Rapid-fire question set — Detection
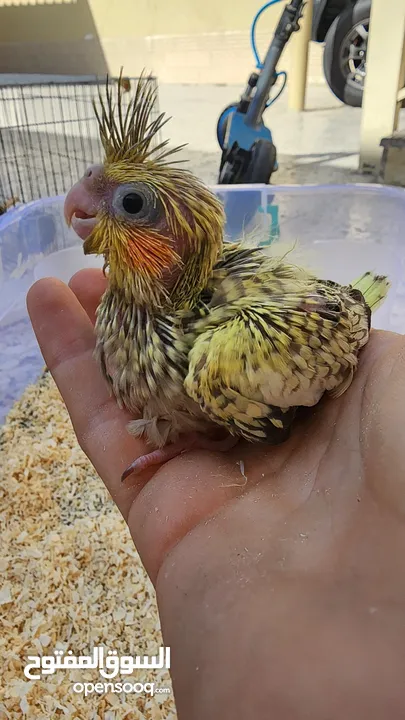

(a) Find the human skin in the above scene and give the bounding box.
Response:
[27,269,405,720]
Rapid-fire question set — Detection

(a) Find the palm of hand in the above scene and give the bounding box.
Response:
[28,269,405,719]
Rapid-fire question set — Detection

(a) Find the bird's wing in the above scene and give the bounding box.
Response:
[184,288,366,443]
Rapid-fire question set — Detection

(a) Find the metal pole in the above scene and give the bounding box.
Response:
[246,0,305,126]
[288,0,314,111]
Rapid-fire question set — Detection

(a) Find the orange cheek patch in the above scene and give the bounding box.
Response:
[124,227,181,279]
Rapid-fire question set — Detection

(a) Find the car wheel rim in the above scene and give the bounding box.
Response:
[339,21,369,90]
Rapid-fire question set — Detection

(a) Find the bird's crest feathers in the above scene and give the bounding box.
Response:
[93,69,186,166]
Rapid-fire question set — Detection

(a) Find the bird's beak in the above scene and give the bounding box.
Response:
[64,165,102,241]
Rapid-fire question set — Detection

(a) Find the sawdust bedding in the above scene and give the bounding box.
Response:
[0,371,177,719]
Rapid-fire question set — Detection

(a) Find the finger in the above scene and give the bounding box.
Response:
[69,268,107,325]
[27,278,149,518]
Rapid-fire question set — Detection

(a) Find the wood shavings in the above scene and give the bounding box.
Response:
[0,371,176,719]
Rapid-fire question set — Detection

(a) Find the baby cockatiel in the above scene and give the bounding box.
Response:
[64,73,390,480]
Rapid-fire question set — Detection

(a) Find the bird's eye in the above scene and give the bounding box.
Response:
[112,183,160,224]
[122,192,144,215]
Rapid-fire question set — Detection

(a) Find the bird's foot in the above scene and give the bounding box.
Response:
[121,433,238,482]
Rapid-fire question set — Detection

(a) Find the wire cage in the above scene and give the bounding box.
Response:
[0,76,160,207]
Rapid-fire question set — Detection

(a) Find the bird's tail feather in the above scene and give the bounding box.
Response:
[351,272,390,311]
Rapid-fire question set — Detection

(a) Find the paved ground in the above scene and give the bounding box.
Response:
[159,81,405,186]
[0,74,404,199]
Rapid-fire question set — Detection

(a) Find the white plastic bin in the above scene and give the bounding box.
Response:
[1,183,405,423]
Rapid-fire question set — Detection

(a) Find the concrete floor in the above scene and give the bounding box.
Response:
[1,72,403,187]
[0,73,403,191]
[159,81,405,185]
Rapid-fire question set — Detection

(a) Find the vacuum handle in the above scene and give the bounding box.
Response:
[245,0,306,127]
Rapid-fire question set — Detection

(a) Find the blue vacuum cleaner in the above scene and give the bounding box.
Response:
[217,0,305,185]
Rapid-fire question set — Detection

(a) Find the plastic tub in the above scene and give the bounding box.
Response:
[33,246,105,284]
[1,183,405,424]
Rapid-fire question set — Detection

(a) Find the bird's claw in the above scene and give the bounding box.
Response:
[121,432,238,482]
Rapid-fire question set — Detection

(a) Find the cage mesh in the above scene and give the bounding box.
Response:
[0,76,160,206]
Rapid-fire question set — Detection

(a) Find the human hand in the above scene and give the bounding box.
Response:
[27,269,405,720]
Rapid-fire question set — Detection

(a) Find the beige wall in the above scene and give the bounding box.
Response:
[0,0,324,84]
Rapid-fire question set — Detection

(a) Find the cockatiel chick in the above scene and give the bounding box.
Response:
[64,73,390,481]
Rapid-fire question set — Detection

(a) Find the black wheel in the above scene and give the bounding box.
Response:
[244,139,277,184]
[218,139,276,185]
[323,0,371,108]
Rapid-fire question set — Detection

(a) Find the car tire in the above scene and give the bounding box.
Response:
[323,0,371,107]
